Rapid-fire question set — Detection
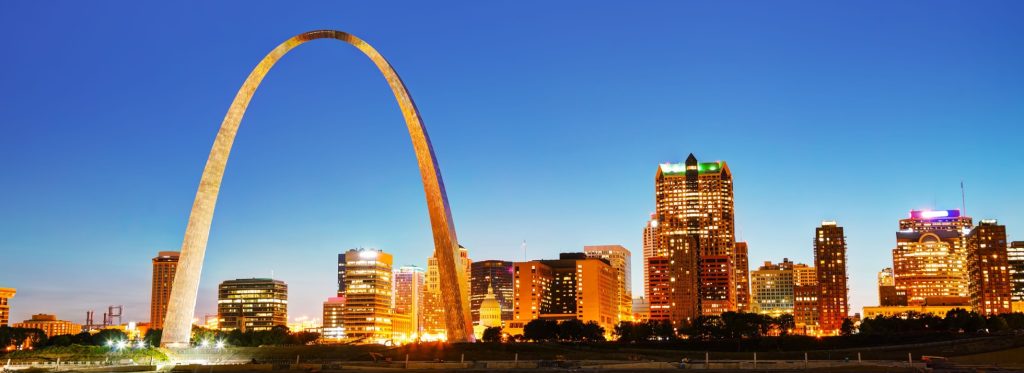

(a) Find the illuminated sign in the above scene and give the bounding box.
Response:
[909,210,960,219]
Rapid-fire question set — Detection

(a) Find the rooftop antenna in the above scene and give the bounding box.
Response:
[960,180,967,215]
[521,240,527,262]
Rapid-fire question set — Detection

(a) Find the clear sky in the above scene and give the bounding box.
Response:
[1,1,1022,325]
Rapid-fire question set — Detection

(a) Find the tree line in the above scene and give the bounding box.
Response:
[859,309,1024,335]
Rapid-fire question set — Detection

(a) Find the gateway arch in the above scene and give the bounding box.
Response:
[161,30,473,347]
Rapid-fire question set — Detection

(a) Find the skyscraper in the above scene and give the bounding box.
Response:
[337,253,346,297]
[734,242,751,312]
[393,265,425,338]
[1009,241,1024,305]
[877,267,907,306]
[892,210,972,306]
[815,221,849,335]
[217,278,288,332]
[642,215,659,301]
[470,260,513,324]
[423,246,470,339]
[651,153,735,324]
[0,288,14,327]
[339,248,394,342]
[584,245,633,322]
[150,251,179,330]
[966,220,1012,315]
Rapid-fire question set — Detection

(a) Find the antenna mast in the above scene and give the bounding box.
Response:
[961,180,967,215]
[521,240,527,262]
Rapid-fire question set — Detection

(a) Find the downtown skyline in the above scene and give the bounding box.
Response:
[2,1,1023,326]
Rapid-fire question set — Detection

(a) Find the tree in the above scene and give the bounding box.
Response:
[523,319,558,342]
[144,329,162,347]
[46,334,74,347]
[840,318,855,336]
[557,319,584,341]
[581,321,605,342]
[482,327,503,343]
[92,329,127,346]
[652,320,677,340]
[776,314,795,336]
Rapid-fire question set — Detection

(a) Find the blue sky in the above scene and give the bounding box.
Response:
[1,1,1021,324]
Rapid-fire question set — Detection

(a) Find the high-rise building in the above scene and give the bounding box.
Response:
[341,248,393,343]
[423,246,470,339]
[508,253,617,336]
[584,245,633,322]
[322,297,345,340]
[337,253,346,297]
[1010,241,1024,304]
[0,288,14,327]
[150,251,179,330]
[651,153,735,324]
[966,220,1012,315]
[12,314,80,337]
[470,260,513,324]
[393,265,425,338]
[750,259,797,317]
[217,278,288,332]
[642,215,659,301]
[793,283,819,336]
[892,210,972,306]
[632,296,650,322]
[877,267,907,306]
[815,221,849,335]
[734,242,751,312]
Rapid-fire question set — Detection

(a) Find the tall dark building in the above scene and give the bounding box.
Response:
[814,221,848,335]
[217,278,288,332]
[735,242,751,312]
[966,220,1012,315]
[1010,241,1024,304]
[470,260,513,323]
[337,253,346,296]
[649,153,735,326]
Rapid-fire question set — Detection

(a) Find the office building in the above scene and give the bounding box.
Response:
[340,248,393,343]
[1010,241,1024,303]
[322,297,345,340]
[0,288,14,327]
[423,246,470,339]
[217,278,287,332]
[642,215,659,301]
[508,253,617,336]
[13,314,81,337]
[470,260,513,324]
[750,259,797,317]
[735,242,751,312]
[393,265,425,338]
[877,267,907,306]
[966,220,1012,315]
[892,210,972,306]
[150,251,179,330]
[584,245,633,322]
[815,221,849,335]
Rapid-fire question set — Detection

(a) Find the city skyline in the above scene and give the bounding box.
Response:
[3,1,1024,326]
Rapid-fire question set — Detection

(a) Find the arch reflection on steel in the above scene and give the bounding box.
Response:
[161,30,473,347]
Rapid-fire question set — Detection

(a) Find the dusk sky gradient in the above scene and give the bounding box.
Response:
[1,1,1022,325]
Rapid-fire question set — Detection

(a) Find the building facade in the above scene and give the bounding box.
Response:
[340,248,393,343]
[150,251,179,330]
[815,221,848,335]
[470,260,513,324]
[508,253,617,336]
[750,259,797,317]
[735,242,751,312]
[642,215,659,301]
[322,297,345,340]
[877,267,907,306]
[893,210,972,306]
[13,314,81,337]
[423,246,470,339]
[1010,241,1024,304]
[0,288,14,327]
[584,245,633,322]
[966,220,1012,315]
[217,278,288,332]
[393,265,425,339]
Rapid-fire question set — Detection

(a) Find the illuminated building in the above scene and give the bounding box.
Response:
[966,220,1012,315]
[13,314,81,337]
[508,253,617,336]
[815,221,848,335]
[794,284,818,336]
[0,288,14,327]
[159,30,474,347]
[393,265,425,338]
[877,267,907,306]
[341,248,393,343]
[337,253,346,297]
[150,251,179,330]
[642,215,659,301]
[217,278,287,332]
[322,297,345,340]
[470,260,513,324]
[863,298,973,318]
[653,153,736,322]
[1010,241,1024,303]
[750,259,797,317]
[893,210,972,306]
[423,246,470,339]
[734,242,751,312]
[584,245,633,322]
[473,283,503,339]
[632,297,650,322]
